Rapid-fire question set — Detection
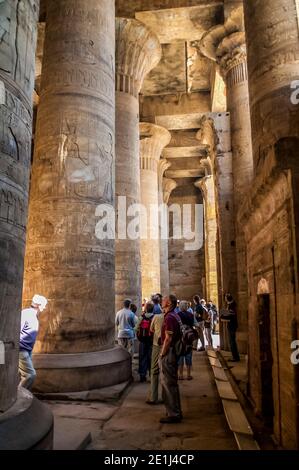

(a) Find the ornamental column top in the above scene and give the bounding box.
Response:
[163,178,177,205]
[139,122,171,162]
[199,6,247,76]
[116,18,162,97]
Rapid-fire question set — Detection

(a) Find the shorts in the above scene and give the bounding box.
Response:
[178,349,192,367]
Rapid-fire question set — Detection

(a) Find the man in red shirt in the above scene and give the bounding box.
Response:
[159,295,182,423]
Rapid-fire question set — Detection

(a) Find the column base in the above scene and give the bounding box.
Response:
[32,346,132,394]
[0,387,53,450]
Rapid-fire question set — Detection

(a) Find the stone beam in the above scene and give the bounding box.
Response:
[163,146,208,159]
[116,0,223,18]
[165,169,205,178]
[140,92,210,123]
[135,4,224,44]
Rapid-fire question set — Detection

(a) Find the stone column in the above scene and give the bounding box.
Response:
[243,0,299,448]
[161,178,177,296]
[139,123,171,299]
[197,115,235,350]
[23,0,131,394]
[195,176,219,308]
[115,19,161,311]
[243,0,299,173]
[200,6,254,352]
[158,160,171,295]
[0,0,53,449]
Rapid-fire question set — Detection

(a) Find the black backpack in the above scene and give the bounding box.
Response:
[172,313,198,356]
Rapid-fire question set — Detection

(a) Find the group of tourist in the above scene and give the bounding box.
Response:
[17,290,239,425]
[115,292,238,423]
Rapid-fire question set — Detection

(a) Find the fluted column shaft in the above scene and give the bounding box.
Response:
[115,19,161,311]
[139,124,171,299]
[0,0,38,413]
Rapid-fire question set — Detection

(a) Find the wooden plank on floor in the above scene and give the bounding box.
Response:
[208,356,222,368]
[222,400,253,435]
[212,366,228,382]
[215,380,238,401]
[207,349,217,358]
[234,433,260,451]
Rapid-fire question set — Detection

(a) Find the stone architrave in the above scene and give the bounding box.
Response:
[0,0,53,449]
[23,0,131,394]
[195,176,218,308]
[139,123,171,299]
[200,6,254,352]
[158,159,171,295]
[115,18,161,311]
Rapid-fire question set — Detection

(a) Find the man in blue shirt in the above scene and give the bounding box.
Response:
[19,294,48,390]
[115,299,136,357]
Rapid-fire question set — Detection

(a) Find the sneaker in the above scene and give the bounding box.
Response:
[160,416,182,424]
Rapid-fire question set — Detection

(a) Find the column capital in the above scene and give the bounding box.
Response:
[163,178,177,204]
[158,159,172,180]
[196,116,218,150]
[139,123,171,171]
[199,6,247,82]
[116,18,161,98]
[195,176,215,203]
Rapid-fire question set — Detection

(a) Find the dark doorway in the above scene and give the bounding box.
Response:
[257,294,274,428]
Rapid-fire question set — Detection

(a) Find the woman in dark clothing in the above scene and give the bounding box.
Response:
[221,294,240,362]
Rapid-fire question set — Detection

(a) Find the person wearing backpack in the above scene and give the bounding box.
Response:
[159,295,183,423]
[177,301,197,380]
[136,301,154,382]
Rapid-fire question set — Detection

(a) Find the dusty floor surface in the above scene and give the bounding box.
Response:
[47,351,237,450]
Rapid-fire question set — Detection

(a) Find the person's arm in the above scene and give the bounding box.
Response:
[20,311,26,332]
[160,331,173,357]
[115,312,119,327]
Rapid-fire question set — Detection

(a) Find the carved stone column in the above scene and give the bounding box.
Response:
[200,6,254,352]
[23,0,131,394]
[0,0,53,449]
[243,0,299,173]
[161,178,177,296]
[158,160,171,295]
[197,115,235,350]
[195,176,218,308]
[243,0,299,448]
[139,123,171,299]
[115,19,161,311]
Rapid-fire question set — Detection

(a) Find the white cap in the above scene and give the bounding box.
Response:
[32,295,48,312]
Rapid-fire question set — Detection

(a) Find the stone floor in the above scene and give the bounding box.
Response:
[46,350,238,450]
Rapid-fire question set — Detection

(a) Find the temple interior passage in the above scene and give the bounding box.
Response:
[0,0,299,451]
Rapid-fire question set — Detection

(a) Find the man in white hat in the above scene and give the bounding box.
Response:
[19,294,48,390]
